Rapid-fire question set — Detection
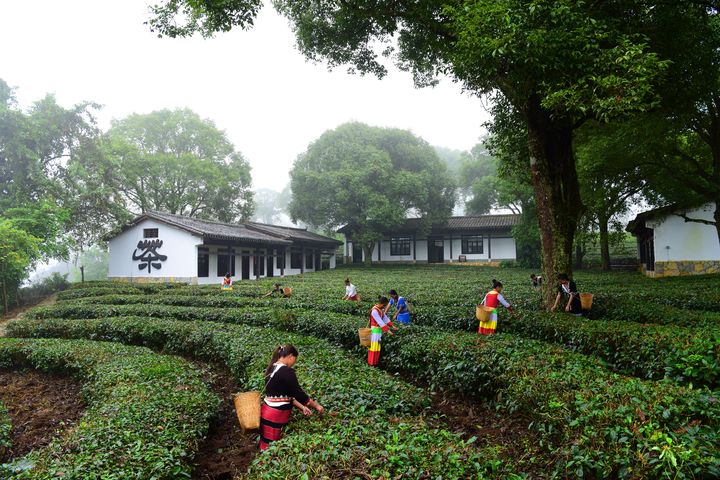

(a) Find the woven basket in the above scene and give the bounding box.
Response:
[580,293,594,310]
[476,305,494,322]
[358,327,371,347]
[234,391,261,433]
[283,287,293,297]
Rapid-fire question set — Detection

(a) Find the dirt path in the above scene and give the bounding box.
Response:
[0,294,57,337]
[191,366,258,480]
[0,369,85,462]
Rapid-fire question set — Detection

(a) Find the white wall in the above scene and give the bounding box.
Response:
[649,203,720,262]
[489,237,516,260]
[108,219,201,280]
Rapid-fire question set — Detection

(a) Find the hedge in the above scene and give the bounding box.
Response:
[32,300,720,388]
[0,402,10,462]
[6,317,522,479]
[0,338,217,480]
[10,316,720,479]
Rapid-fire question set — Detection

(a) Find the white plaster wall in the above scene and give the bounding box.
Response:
[490,237,517,260]
[649,203,720,261]
[109,219,201,279]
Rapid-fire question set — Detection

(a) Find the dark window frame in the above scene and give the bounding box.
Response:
[305,251,314,269]
[197,248,209,278]
[290,250,302,269]
[277,250,286,270]
[217,249,236,277]
[390,236,411,256]
[461,235,484,254]
[143,228,158,238]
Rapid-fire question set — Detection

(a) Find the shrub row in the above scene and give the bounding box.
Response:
[39,298,720,388]
[0,338,217,480]
[7,317,522,479]
[0,402,10,462]
[15,312,720,478]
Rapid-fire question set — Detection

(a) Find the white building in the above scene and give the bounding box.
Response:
[338,215,519,264]
[627,202,720,277]
[107,211,341,284]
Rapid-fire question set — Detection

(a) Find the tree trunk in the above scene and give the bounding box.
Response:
[362,243,375,266]
[525,96,583,308]
[574,242,585,271]
[598,212,611,271]
[2,280,7,315]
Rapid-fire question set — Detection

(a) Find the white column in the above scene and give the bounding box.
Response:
[330,253,336,269]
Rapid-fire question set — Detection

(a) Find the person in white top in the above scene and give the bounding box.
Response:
[342,278,361,301]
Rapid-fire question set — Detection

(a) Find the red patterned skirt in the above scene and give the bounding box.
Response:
[259,401,292,451]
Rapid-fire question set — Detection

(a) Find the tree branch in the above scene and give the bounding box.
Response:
[677,212,716,227]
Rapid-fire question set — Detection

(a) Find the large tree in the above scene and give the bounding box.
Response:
[288,122,456,263]
[146,0,691,306]
[105,109,254,222]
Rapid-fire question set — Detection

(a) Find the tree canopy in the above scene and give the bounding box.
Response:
[105,108,254,223]
[289,122,456,263]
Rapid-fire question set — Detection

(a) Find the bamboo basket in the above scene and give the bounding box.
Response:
[234,391,261,433]
[580,293,594,310]
[476,305,494,322]
[283,287,293,297]
[358,327,371,347]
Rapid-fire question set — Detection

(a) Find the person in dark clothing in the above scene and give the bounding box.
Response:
[259,344,323,451]
[530,273,543,289]
[551,273,583,316]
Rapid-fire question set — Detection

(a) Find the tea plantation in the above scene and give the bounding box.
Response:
[2,265,719,479]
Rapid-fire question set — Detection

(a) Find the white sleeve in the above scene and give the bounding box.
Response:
[497,294,511,308]
[371,309,387,327]
[349,285,357,296]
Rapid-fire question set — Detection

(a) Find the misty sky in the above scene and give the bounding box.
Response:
[0,0,491,191]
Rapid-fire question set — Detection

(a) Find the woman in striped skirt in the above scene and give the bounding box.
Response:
[368,296,396,367]
[259,344,324,451]
[479,279,514,335]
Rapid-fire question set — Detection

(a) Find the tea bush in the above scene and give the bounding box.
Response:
[0,338,217,480]
[0,402,11,461]
[6,317,523,479]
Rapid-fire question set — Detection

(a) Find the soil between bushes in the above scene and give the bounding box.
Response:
[0,368,85,462]
[191,366,258,480]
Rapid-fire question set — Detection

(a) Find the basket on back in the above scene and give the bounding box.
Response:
[358,327,371,347]
[476,305,494,322]
[283,287,293,297]
[580,293,593,310]
[234,391,261,433]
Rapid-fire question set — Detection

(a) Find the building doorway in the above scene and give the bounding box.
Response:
[428,238,445,263]
[241,256,250,279]
[352,244,363,264]
[266,252,274,278]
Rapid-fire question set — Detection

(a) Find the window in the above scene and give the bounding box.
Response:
[305,251,314,269]
[217,250,236,276]
[390,236,411,256]
[197,248,209,277]
[461,235,483,254]
[290,250,303,269]
[143,228,158,238]
[277,250,286,270]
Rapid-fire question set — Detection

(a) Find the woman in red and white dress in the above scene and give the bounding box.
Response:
[259,345,324,451]
[342,278,360,301]
[367,296,397,366]
[479,280,513,335]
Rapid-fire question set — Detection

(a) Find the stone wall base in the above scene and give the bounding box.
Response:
[109,276,198,285]
[647,261,720,278]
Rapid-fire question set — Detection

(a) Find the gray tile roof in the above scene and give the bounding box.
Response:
[122,211,293,245]
[337,214,519,234]
[247,222,342,246]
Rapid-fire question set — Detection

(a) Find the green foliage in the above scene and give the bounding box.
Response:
[0,402,11,462]
[16,273,70,308]
[105,108,254,223]
[0,219,40,312]
[289,122,456,262]
[0,338,216,479]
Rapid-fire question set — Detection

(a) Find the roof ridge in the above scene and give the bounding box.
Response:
[147,210,252,229]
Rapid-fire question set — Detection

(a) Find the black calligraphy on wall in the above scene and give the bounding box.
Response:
[132,239,168,273]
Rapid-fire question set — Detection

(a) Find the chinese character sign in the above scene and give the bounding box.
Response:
[132,239,168,273]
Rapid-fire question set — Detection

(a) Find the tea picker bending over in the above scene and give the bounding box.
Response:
[479,279,514,335]
[551,273,583,316]
[221,272,233,290]
[343,278,360,301]
[388,289,412,324]
[260,345,324,451]
[367,296,397,367]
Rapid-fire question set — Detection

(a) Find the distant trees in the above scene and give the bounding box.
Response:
[105,109,254,223]
[289,122,456,264]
